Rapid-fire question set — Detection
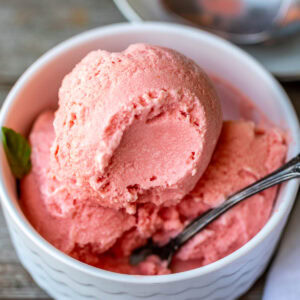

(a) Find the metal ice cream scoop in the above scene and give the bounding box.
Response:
[130,153,300,266]
[162,0,300,44]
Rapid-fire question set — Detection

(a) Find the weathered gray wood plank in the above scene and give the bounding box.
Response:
[0,206,18,264]
[0,0,125,83]
[0,85,11,106]
[0,263,49,298]
[0,208,49,299]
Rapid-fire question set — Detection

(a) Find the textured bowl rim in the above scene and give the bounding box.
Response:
[0,22,299,284]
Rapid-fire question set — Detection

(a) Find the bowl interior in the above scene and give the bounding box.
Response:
[0,22,299,277]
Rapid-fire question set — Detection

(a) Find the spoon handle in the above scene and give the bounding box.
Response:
[172,154,300,250]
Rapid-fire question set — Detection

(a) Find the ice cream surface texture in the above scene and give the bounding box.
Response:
[21,113,286,275]
[20,44,287,275]
[52,44,222,213]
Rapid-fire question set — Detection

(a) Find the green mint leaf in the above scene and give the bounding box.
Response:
[1,127,32,179]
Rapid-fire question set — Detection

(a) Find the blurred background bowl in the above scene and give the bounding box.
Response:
[114,0,300,80]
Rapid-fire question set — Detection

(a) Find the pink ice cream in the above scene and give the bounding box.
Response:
[20,44,287,276]
[20,115,286,275]
[51,44,222,213]
[21,112,135,254]
[93,120,286,274]
[172,120,286,272]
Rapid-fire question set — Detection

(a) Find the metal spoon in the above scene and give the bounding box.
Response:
[130,153,300,266]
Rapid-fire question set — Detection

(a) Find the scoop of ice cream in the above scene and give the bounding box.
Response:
[21,112,135,254]
[51,43,222,213]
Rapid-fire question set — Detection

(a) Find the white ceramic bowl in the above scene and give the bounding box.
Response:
[0,22,299,300]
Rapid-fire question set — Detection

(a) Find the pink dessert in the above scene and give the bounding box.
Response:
[20,44,287,275]
[52,44,222,214]
[21,112,135,254]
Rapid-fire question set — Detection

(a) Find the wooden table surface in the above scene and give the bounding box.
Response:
[0,1,299,299]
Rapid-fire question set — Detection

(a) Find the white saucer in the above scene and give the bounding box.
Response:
[114,0,300,81]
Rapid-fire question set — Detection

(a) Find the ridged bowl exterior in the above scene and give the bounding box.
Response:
[2,206,288,300]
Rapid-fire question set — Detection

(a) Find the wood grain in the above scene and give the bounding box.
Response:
[0,0,299,299]
[0,0,125,83]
